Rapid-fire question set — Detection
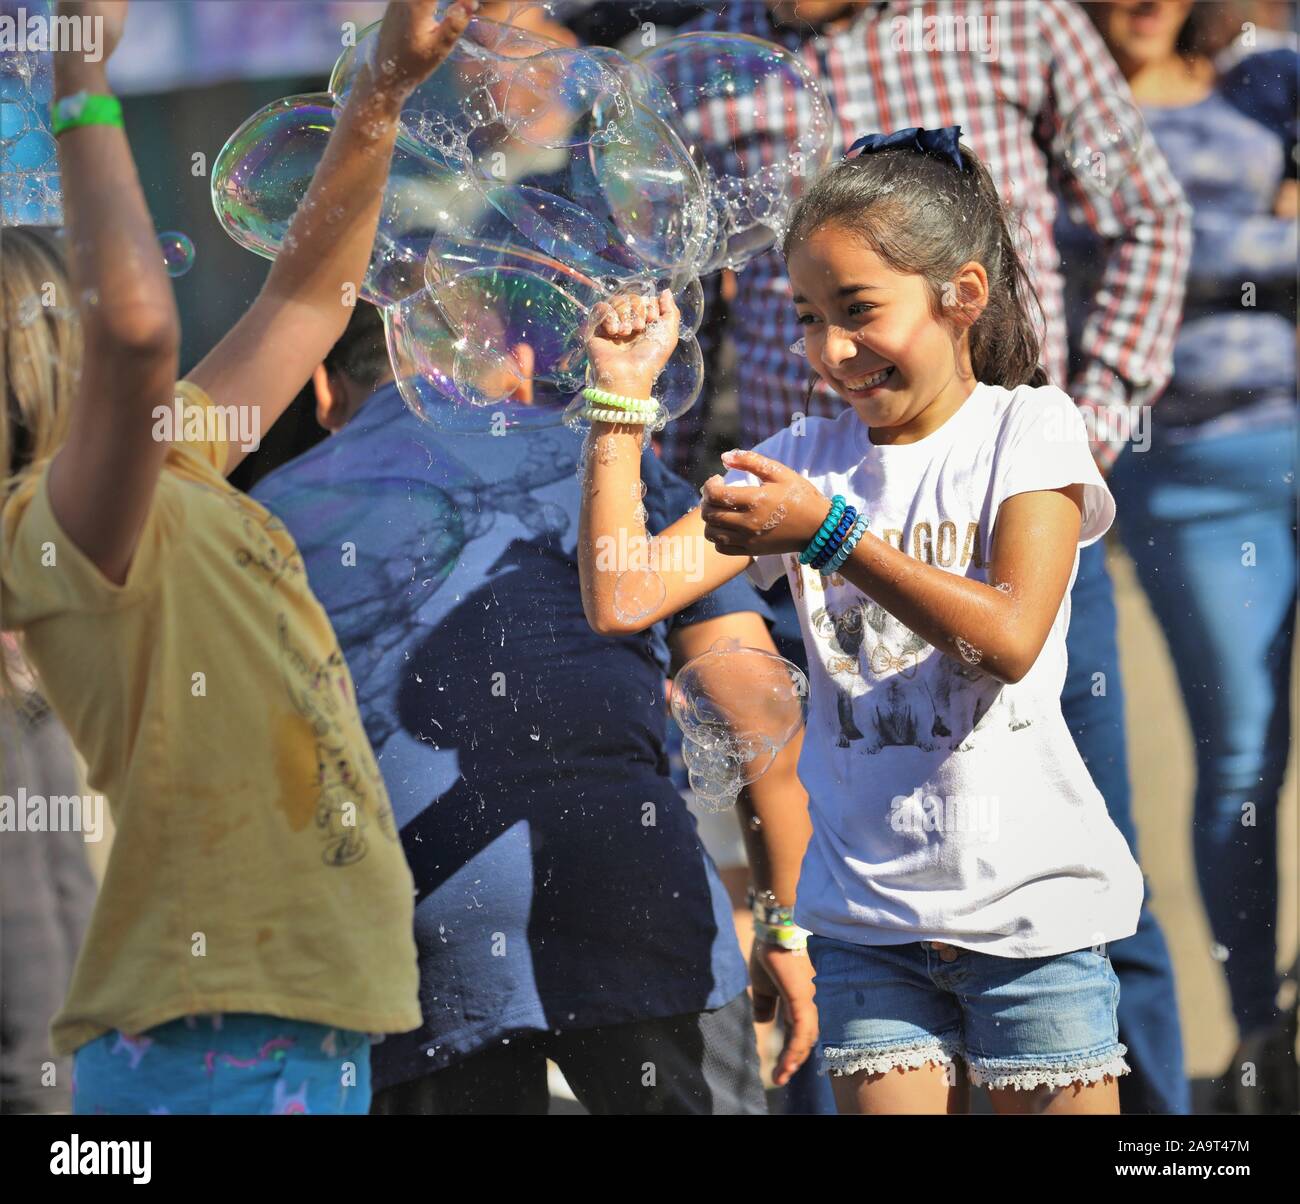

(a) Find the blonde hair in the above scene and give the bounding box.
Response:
[1,226,82,698]
[2,226,80,494]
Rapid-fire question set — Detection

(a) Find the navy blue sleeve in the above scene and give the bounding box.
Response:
[640,450,774,633]
[1220,49,1300,178]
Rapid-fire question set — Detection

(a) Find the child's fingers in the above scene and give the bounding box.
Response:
[701,505,753,541]
[704,525,750,555]
[719,448,785,483]
[591,301,621,337]
[700,476,751,511]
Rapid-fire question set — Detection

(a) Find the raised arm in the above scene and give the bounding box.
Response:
[1042,1,1192,473]
[577,290,747,634]
[46,0,181,586]
[186,0,475,475]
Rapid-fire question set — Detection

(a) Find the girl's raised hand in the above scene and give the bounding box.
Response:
[369,0,476,99]
[700,449,829,558]
[55,1,129,60]
[586,289,680,396]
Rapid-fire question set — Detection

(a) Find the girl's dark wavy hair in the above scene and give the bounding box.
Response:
[781,138,1049,398]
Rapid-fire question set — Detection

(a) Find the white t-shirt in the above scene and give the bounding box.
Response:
[724,383,1144,957]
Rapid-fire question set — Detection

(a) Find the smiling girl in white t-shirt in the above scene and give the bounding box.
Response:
[575,127,1142,1115]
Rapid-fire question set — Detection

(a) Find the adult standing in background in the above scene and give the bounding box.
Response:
[1061,0,1297,1114]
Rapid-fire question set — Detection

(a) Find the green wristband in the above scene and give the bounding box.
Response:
[582,386,654,411]
[52,92,124,137]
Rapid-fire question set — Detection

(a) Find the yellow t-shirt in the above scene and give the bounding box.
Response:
[0,382,420,1056]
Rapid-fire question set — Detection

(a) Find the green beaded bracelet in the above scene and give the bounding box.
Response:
[582,385,654,411]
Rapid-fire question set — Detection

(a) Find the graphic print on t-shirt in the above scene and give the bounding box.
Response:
[799,555,1033,757]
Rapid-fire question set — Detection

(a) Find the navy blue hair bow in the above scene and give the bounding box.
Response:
[844,125,966,172]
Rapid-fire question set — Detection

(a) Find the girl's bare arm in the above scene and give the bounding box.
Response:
[831,486,1085,683]
[46,1,180,586]
[705,450,1085,685]
[577,291,748,634]
[186,0,474,475]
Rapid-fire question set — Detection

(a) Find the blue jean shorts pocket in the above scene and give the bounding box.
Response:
[808,937,965,1077]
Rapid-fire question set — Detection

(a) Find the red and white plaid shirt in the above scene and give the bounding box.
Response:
[669,0,1191,472]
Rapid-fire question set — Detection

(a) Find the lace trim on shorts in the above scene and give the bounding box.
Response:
[820,1036,963,1078]
[966,1046,1131,1092]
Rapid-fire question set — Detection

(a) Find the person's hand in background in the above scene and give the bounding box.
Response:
[1274,178,1298,219]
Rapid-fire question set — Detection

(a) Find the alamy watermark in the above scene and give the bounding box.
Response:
[0,7,102,60]
[0,788,104,842]
[594,530,705,582]
[890,10,999,62]
[890,790,1000,842]
[153,396,261,454]
[1043,402,1153,454]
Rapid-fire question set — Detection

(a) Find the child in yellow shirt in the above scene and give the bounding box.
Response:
[0,0,476,1114]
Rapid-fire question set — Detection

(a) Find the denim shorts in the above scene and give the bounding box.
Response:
[72,1013,373,1115]
[808,936,1130,1091]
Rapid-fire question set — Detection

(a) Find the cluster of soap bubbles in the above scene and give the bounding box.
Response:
[211,8,831,434]
[1064,94,1146,199]
[670,639,809,812]
[0,17,60,226]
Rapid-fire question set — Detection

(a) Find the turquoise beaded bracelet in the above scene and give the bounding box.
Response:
[824,514,870,573]
[810,505,857,570]
[800,495,846,565]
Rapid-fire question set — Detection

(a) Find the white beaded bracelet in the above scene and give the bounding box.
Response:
[581,406,660,425]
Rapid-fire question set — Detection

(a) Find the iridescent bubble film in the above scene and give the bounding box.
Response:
[0,0,60,226]
[159,231,195,278]
[637,32,833,273]
[213,14,827,434]
[1064,94,1147,199]
[670,638,810,812]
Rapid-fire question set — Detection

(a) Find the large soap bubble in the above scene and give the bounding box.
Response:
[211,14,811,438]
[411,233,704,430]
[0,23,60,225]
[211,92,505,306]
[436,264,588,403]
[670,638,810,812]
[331,16,628,160]
[389,268,704,431]
[636,32,833,273]
[330,17,710,274]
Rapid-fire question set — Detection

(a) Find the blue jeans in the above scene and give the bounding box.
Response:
[1063,539,1190,1114]
[1110,420,1297,1042]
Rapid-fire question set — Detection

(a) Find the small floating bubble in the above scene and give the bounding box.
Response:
[159,231,196,278]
